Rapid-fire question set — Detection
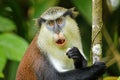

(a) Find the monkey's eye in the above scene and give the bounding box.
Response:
[48,20,54,27]
[56,17,65,27]
[56,17,63,25]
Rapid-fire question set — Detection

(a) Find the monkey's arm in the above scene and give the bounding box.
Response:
[36,58,106,80]
[60,62,106,80]
[66,47,87,69]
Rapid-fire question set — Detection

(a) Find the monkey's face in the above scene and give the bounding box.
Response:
[37,15,80,51]
[45,16,66,47]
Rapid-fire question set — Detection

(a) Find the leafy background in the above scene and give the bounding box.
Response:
[0,0,120,80]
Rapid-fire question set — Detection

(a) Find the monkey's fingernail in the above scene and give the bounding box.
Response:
[66,48,71,53]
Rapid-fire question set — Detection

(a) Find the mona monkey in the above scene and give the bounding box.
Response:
[16,7,106,80]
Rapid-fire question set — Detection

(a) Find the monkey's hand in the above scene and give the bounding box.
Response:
[92,62,106,74]
[66,47,82,59]
[66,47,87,68]
[90,62,106,79]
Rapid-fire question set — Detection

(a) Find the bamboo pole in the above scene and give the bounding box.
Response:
[92,0,103,79]
[92,0,103,64]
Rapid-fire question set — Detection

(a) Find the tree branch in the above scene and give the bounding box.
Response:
[92,0,103,79]
[92,0,103,63]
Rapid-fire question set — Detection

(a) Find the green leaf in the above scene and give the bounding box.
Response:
[0,16,16,32]
[72,0,92,24]
[0,72,4,78]
[117,76,120,80]
[103,76,118,80]
[4,61,19,80]
[0,33,28,61]
[0,52,6,78]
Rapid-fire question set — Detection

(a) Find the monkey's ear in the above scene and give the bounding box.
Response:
[69,7,79,18]
[63,7,79,18]
[33,18,46,27]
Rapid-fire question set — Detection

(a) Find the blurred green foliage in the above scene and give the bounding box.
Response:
[72,0,92,24]
[0,16,16,32]
[0,0,120,80]
[0,15,28,79]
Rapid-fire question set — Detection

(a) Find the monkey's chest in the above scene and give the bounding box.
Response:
[48,54,75,72]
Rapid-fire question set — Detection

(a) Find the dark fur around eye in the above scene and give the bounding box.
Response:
[38,18,46,26]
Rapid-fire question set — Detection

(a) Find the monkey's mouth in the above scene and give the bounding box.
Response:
[56,39,66,46]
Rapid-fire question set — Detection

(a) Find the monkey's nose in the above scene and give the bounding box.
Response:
[56,39,65,44]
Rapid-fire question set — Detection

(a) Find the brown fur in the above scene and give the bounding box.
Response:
[16,35,43,80]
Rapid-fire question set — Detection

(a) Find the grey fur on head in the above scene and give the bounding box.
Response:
[34,7,79,26]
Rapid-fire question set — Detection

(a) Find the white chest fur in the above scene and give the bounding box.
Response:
[48,51,74,72]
